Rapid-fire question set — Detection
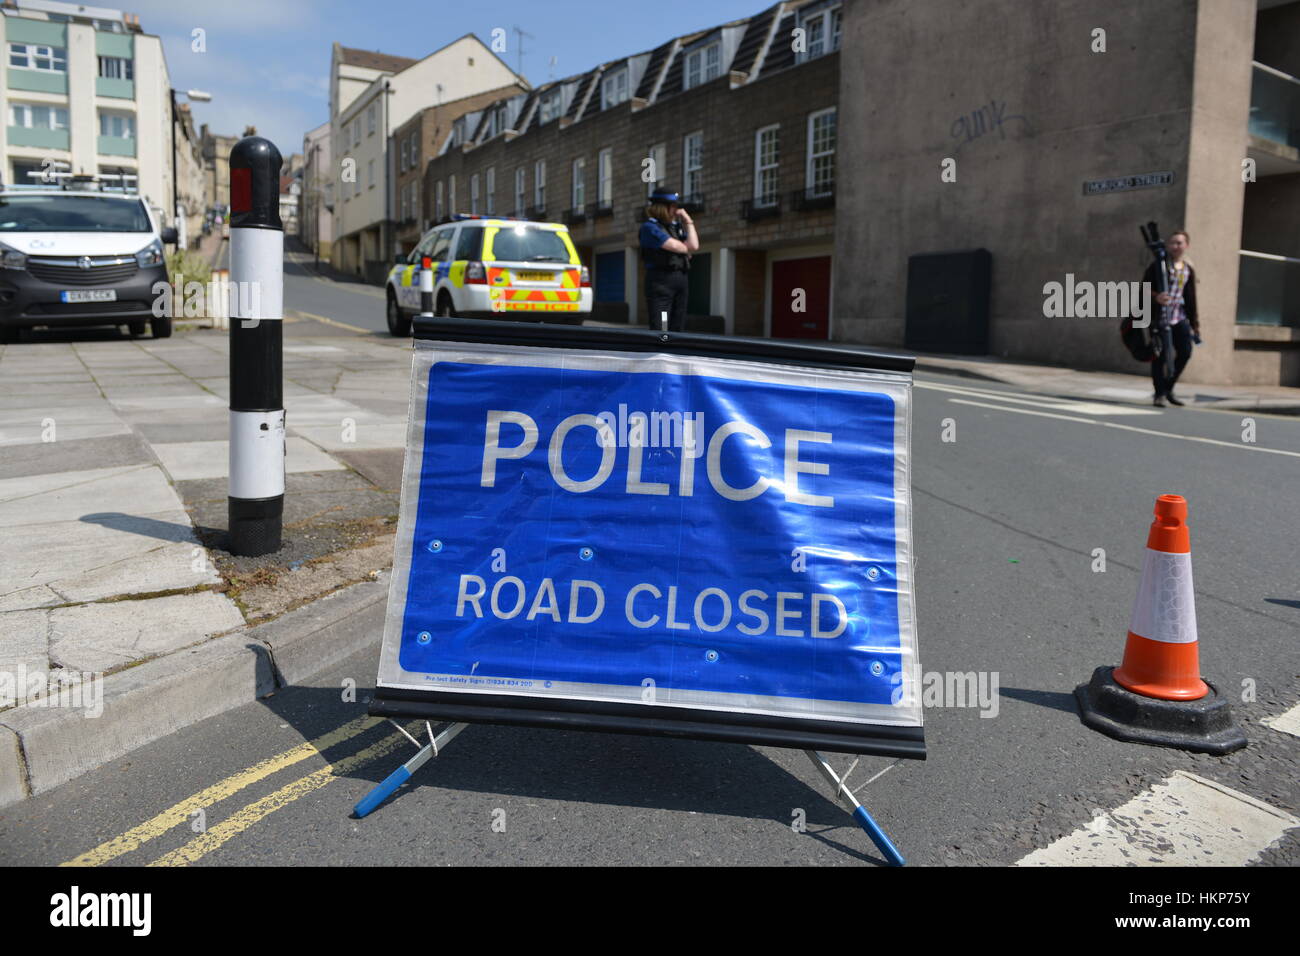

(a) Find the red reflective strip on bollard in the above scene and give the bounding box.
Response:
[231,167,252,213]
[422,257,431,269]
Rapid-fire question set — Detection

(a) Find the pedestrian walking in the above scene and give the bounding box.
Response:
[1145,230,1201,407]
[639,187,698,332]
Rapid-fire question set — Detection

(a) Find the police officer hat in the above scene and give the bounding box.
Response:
[648,187,681,205]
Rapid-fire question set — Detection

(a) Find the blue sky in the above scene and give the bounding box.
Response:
[131,0,769,157]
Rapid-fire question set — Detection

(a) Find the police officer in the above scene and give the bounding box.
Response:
[639,187,698,332]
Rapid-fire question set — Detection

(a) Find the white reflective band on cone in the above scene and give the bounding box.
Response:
[1129,548,1198,644]
[230,228,284,320]
[229,410,286,499]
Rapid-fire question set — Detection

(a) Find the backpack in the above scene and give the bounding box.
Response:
[1119,316,1154,362]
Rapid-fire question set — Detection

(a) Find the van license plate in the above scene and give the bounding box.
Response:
[61,290,117,303]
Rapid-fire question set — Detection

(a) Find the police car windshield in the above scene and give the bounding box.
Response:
[0,195,151,232]
[491,227,569,263]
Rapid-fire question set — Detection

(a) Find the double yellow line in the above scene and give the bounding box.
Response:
[62,715,415,867]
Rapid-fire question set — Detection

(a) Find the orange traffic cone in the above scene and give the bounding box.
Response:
[1112,494,1208,700]
[1075,494,1246,755]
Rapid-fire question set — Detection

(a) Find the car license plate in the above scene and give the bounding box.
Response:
[60,290,117,303]
[514,271,553,282]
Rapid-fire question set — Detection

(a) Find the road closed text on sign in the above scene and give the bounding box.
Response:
[377,340,923,736]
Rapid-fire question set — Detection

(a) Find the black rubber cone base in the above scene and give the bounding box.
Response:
[1075,666,1247,755]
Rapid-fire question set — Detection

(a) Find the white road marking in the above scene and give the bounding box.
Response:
[1017,771,1299,866]
[1262,702,1300,738]
[945,398,1300,458]
[916,380,1161,415]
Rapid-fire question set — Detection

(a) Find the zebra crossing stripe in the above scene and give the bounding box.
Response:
[1016,771,1298,866]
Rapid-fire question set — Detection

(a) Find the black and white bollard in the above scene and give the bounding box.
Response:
[227,137,284,556]
[419,255,434,318]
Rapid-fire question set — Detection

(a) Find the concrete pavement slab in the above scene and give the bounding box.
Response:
[0,432,154,480]
[0,464,181,528]
[0,609,49,672]
[333,448,406,490]
[0,630,276,802]
[152,437,344,481]
[0,507,214,611]
[292,422,406,452]
[47,590,245,672]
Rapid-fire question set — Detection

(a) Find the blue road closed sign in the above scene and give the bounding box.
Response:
[375,330,924,756]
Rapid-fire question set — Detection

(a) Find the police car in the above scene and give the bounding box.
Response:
[385,215,591,336]
[0,182,177,343]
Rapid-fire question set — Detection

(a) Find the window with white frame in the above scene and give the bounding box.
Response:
[485,166,495,215]
[10,104,69,130]
[451,118,466,147]
[601,69,629,110]
[534,159,546,210]
[754,125,779,207]
[538,90,562,124]
[571,157,585,209]
[97,56,133,80]
[399,137,408,172]
[597,148,612,207]
[798,2,842,62]
[408,133,419,171]
[806,107,836,196]
[682,131,703,200]
[515,167,526,216]
[488,103,509,138]
[684,43,721,90]
[470,173,480,214]
[448,174,456,213]
[98,111,136,139]
[436,180,444,221]
[9,43,67,72]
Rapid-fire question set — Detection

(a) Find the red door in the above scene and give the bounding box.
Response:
[771,256,831,339]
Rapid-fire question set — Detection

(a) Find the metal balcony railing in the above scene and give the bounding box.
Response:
[1249,62,1300,150]
[587,200,615,219]
[1237,250,1300,328]
[790,185,835,211]
[740,197,781,221]
[562,206,587,225]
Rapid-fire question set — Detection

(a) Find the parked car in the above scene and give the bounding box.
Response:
[0,185,177,343]
[384,214,591,336]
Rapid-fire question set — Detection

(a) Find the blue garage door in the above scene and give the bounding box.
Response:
[595,251,625,303]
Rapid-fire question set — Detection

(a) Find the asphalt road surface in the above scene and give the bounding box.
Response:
[3,255,1297,867]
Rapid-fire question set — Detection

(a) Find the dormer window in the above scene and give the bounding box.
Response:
[601,68,629,109]
[538,90,562,124]
[487,103,510,139]
[451,117,466,147]
[797,2,842,63]
[684,43,721,89]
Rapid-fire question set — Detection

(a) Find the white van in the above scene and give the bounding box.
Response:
[0,186,177,343]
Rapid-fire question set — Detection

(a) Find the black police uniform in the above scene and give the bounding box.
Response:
[640,190,690,332]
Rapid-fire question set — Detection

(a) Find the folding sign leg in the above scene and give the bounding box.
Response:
[804,750,906,866]
[353,720,469,818]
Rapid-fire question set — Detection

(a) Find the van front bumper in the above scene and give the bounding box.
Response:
[0,261,168,329]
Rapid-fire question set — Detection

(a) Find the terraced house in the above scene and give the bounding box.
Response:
[420,0,843,337]
[0,0,172,215]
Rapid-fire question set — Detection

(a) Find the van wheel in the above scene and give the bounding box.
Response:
[386,291,411,337]
[151,316,173,339]
[435,291,456,318]
[127,320,147,337]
